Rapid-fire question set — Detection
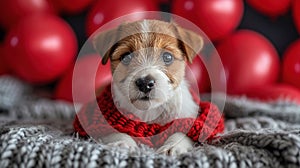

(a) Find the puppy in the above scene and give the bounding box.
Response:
[93,19,203,155]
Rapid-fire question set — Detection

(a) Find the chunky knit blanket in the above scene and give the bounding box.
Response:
[0,75,300,168]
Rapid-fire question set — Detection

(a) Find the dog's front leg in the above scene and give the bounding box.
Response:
[157,132,194,156]
[101,133,137,149]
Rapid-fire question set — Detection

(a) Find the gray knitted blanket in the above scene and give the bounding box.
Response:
[0,75,299,168]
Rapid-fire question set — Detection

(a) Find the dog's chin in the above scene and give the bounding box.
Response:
[130,96,162,111]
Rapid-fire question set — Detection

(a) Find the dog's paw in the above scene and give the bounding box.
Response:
[156,132,194,156]
[157,143,191,156]
[101,133,138,149]
[106,140,137,149]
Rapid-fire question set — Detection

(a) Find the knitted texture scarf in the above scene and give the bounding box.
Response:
[73,85,224,147]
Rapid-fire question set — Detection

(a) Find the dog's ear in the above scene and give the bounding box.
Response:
[93,28,119,65]
[175,26,203,63]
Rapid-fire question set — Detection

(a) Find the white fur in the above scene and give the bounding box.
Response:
[140,20,150,33]
[105,78,198,154]
[157,132,194,155]
[112,78,198,124]
[101,133,137,149]
[111,46,199,123]
[140,20,150,45]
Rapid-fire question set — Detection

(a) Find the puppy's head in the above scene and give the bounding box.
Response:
[93,20,203,111]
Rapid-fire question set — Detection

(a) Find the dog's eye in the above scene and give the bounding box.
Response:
[162,52,174,65]
[120,52,133,65]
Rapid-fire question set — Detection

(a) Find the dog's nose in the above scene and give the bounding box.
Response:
[135,75,155,93]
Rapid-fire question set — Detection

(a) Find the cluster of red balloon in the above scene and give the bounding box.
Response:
[0,0,159,103]
[173,0,300,104]
[1,0,300,104]
[0,0,83,84]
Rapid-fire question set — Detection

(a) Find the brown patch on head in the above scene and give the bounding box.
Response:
[174,25,203,63]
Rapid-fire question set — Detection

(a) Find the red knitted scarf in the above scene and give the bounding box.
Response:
[73,85,224,147]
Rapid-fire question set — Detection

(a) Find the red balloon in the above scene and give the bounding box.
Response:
[282,39,300,89]
[172,0,244,41]
[245,84,300,104]
[186,55,210,93]
[49,0,94,14]
[247,0,291,18]
[0,0,54,30]
[55,54,112,103]
[4,14,77,84]
[293,0,300,33]
[210,30,280,94]
[85,0,159,36]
